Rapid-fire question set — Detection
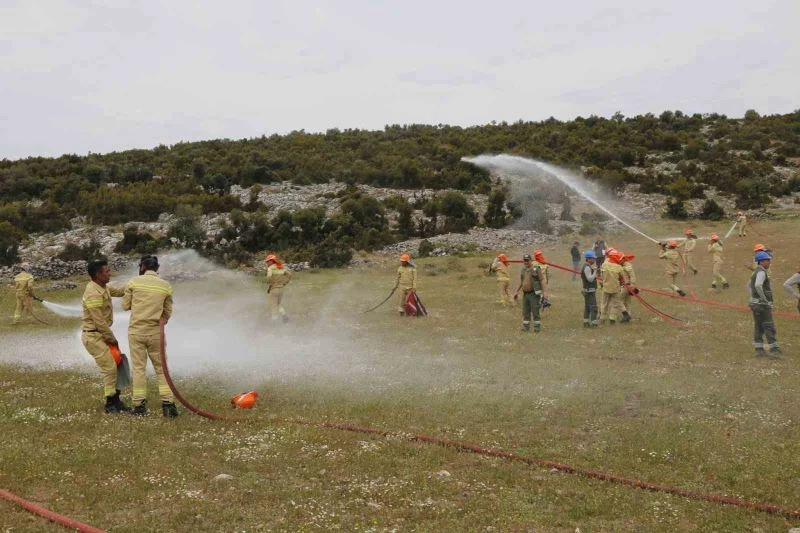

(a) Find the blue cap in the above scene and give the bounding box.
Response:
[584,250,596,259]
[755,251,770,262]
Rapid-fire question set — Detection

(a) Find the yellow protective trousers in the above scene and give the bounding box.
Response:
[497,280,512,305]
[712,260,727,285]
[129,332,173,406]
[269,287,286,320]
[397,288,413,313]
[82,332,117,398]
[600,292,623,322]
[13,294,33,324]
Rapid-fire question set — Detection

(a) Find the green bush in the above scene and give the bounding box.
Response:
[114,227,167,255]
[418,239,435,257]
[58,240,103,261]
[700,198,725,221]
[0,221,22,266]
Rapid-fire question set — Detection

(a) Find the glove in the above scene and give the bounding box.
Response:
[33,296,43,302]
[541,297,552,309]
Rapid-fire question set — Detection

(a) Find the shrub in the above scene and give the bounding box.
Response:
[418,239,435,257]
[114,227,167,255]
[0,221,22,266]
[700,198,725,221]
[58,240,103,261]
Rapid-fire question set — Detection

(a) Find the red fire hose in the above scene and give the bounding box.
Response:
[0,488,105,533]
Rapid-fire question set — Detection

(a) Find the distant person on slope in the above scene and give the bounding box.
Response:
[580,250,599,328]
[707,234,729,291]
[783,264,800,313]
[679,228,699,275]
[123,255,178,418]
[489,253,512,306]
[658,240,687,296]
[737,211,748,237]
[748,251,781,358]
[265,254,292,322]
[81,260,129,413]
[394,254,417,316]
[570,242,581,281]
[12,263,36,324]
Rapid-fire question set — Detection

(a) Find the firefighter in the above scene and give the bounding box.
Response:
[600,250,626,324]
[658,240,687,296]
[580,250,599,327]
[490,253,512,305]
[122,255,178,418]
[265,254,292,322]
[679,228,699,275]
[783,264,800,313]
[597,246,618,319]
[81,260,129,413]
[394,253,417,315]
[748,251,781,358]
[746,244,771,273]
[737,211,748,237]
[707,234,729,290]
[513,253,545,332]
[620,253,637,323]
[12,263,36,324]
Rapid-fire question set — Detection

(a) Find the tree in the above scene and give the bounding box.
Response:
[484,188,508,228]
[559,192,575,221]
[396,200,415,238]
[700,198,725,221]
[438,191,477,233]
[0,221,22,266]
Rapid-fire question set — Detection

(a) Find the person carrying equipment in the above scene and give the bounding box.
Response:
[600,250,626,324]
[514,253,545,332]
[570,242,581,281]
[620,253,637,323]
[658,240,687,296]
[737,211,748,237]
[783,264,800,313]
[580,250,599,328]
[490,253,512,306]
[81,260,130,413]
[394,253,417,315]
[265,253,292,322]
[122,256,178,418]
[707,234,729,290]
[12,263,36,324]
[748,251,781,358]
[679,228,699,275]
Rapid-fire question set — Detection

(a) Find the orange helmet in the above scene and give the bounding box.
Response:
[605,247,617,257]
[231,391,258,409]
[623,254,635,263]
[400,253,410,262]
[533,249,545,262]
[265,254,278,263]
[667,240,678,248]
[684,228,694,236]
[497,253,508,263]
[754,243,766,251]
[607,250,625,264]
[710,234,719,241]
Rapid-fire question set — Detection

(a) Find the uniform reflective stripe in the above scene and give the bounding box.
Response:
[83,298,104,309]
[129,282,172,295]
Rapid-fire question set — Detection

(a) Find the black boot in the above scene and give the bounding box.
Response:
[621,311,631,323]
[111,390,131,412]
[677,289,687,297]
[131,400,148,416]
[722,282,730,289]
[104,395,123,414]
[162,401,179,418]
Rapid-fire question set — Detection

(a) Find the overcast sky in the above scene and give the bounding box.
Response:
[1,0,798,159]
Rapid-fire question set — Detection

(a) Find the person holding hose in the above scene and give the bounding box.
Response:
[490,253,512,306]
[580,250,599,328]
[514,253,545,332]
[600,250,626,324]
[394,253,417,315]
[737,211,748,237]
[783,264,800,313]
[12,263,36,324]
[81,259,129,413]
[123,255,178,418]
[748,251,781,358]
[679,228,699,275]
[265,253,292,322]
[658,240,687,296]
[707,234,729,290]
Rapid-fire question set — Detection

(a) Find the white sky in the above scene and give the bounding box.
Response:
[1,0,798,159]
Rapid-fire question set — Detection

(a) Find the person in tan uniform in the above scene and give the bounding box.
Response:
[707,234,729,290]
[81,260,129,413]
[737,211,748,237]
[679,228,699,275]
[122,255,177,418]
[13,263,36,324]
[658,240,687,296]
[394,253,417,315]
[620,253,637,323]
[490,253,512,305]
[265,254,292,322]
[599,250,626,324]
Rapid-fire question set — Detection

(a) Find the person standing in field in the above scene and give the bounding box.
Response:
[81,259,129,413]
[620,253,637,323]
[600,250,626,325]
[514,253,545,332]
[679,228,699,275]
[394,253,417,315]
[265,253,292,322]
[783,265,800,313]
[707,234,729,291]
[580,250,599,328]
[12,263,36,324]
[123,255,178,418]
[737,211,748,237]
[570,242,581,281]
[748,251,781,358]
[490,253,512,306]
[658,240,687,296]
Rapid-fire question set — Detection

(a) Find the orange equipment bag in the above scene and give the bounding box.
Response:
[231,391,258,409]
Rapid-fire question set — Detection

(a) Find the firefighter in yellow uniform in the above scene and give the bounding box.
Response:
[737,211,748,237]
[81,259,129,413]
[658,240,687,296]
[600,250,626,324]
[707,234,729,290]
[394,253,417,315]
[122,255,177,418]
[13,263,35,324]
[679,228,699,275]
[490,253,512,305]
[620,253,637,323]
[265,254,292,322]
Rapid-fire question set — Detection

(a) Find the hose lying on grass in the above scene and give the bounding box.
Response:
[0,488,106,533]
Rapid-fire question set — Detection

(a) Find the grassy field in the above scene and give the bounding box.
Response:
[2,217,800,532]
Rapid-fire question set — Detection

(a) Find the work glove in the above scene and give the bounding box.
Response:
[33,295,43,302]
[541,297,552,309]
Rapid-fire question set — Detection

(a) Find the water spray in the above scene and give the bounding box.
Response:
[463,154,661,244]
[40,300,83,318]
[723,220,738,240]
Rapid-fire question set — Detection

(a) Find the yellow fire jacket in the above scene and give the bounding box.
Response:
[708,242,724,263]
[122,271,173,335]
[395,265,417,290]
[622,263,637,285]
[14,272,34,295]
[491,260,510,282]
[82,280,125,345]
[681,238,696,253]
[659,249,681,274]
[267,264,292,290]
[601,262,625,294]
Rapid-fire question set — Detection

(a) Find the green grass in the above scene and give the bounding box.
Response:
[2,217,800,531]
